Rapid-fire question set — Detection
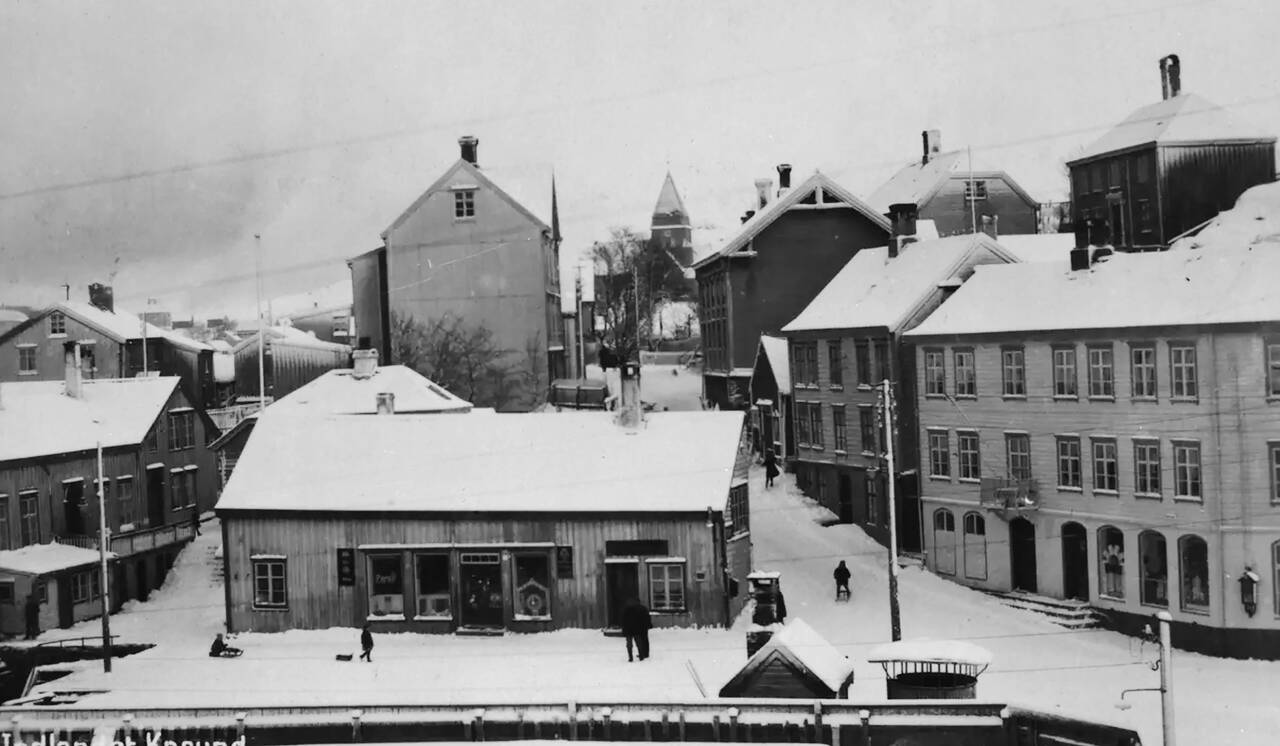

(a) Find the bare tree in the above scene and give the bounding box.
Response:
[391,311,518,407]
[590,227,686,362]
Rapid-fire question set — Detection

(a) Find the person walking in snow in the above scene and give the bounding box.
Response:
[621,597,652,662]
[23,592,39,640]
[359,624,374,662]
[764,449,780,488]
[833,560,852,601]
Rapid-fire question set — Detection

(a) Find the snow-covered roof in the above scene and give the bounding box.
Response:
[991,233,1075,263]
[383,159,550,239]
[866,152,1039,214]
[24,301,213,352]
[1172,180,1280,252]
[215,410,745,513]
[692,172,891,269]
[271,280,353,320]
[0,309,28,323]
[0,377,179,462]
[722,618,855,696]
[0,542,116,575]
[266,365,472,415]
[867,639,993,666]
[905,246,1280,338]
[783,233,1017,334]
[1069,92,1276,164]
[757,335,790,395]
[231,324,352,353]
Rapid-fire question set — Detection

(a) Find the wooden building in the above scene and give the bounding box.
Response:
[349,136,566,411]
[1066,55,1276,252]
[216,369,752,634]
[904,245,1280,659]
[231,324,351,402]
[868,130,1041,238]
[719,618,855,698]
[0,350,217,635]
[0,289,219,410]
[748,335,793,463]
[780,212,1020,551]
[693,168,891,411]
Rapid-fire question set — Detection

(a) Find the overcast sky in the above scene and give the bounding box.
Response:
[2,0,1277,319]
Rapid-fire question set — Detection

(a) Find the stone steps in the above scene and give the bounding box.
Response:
[984,590,1105,629]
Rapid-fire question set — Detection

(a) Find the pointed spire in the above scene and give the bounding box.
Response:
[653,171,689,221]
[551,172,562,246]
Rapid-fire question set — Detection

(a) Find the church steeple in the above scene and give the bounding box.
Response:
[650,172,693,266]
[551,173,562,248]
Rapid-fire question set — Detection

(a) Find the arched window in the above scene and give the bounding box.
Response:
[1139,531,1168,606]
[963,512,987,580]
[933,509,957,575]
[1179,535,1209,611]
[1273,542,1280,617]
[1098,526,1125,599]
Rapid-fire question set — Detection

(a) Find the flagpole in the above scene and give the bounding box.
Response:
[255,234,267,413]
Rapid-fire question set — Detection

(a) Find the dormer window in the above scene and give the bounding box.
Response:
[964,180,988,201]
[454,190,476,219]
[48,312,66,336]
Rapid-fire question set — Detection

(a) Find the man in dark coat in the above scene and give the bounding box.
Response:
[359,624,374,662]
[834,560,852,600]
[620,597,652,662]
[23,593,39,640]
[763,449,780,488]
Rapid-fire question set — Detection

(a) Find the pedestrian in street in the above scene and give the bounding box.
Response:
[764,449,780,488]
[775,590,787,623]
[23,592,39,641]
[833,560,852,601]
[621,597,652,662]
[209,633,243,657]
[359,624,374,662]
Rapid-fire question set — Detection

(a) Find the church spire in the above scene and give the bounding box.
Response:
[652,171,689,226]
[551,172,562,247]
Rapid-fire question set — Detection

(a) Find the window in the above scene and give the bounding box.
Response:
[928,430,951,479]
[70,570,100,604]
[1007,434,1032,480]
[0,496,8,550]
[1272,443,1280,505]
[1099,527,1125,599]
[332,315,350,339]
[808,403,823,448]
[81,345,96,378]
[1179,536,1209,611]
[1087,345,1114,398]
[1092,439,1118,492]
[514,554,551,619]
[116,477,135,527]
[795,403,811,446]
[19,492,38,547]
[1273,542,1280,617]
[48,312,66,336]
[252,558,288,609]
[145,426,159,453]
[167,410,195,450]
[827,341,844,387]
[963,180,988,201]
[413,554,451,618]
[1135,152,1152,184]
[1170,344,1198,400]
[648,562,686,611]
[1131,345,1157,399]
[1108,160,1122,188]
[873,340,891,384]
[832,406,847,452]
[854,340,870,386]
[858,408,875,454]
[454,189,476,218]
[792,342,818,387]
[924,349,946,396]
[1139,531,1168,606]
[1001,348,1025,397]
[0,581,12,605]
[1137,199,1153,233]
[368,554,404,616]
[18,346,36,375]
[954,349,976,397]
[933,509,957,575]
[1056,437,1082,489]
[728,483,750,536]
[865,475,879,524]
[1091,164,1104,193]
[169,468,196,511]
[957,431,981,481]
[1052,346,1077,398]
[1268,342,1280,398]
[963,512,987,580]
[1132,441,1161,497]
[1173,442,1201,500]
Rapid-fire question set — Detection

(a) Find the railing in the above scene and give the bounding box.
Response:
[55,524,195,557]
[206,402,268,431]
[978,477,1040,518]
[33,635,120,650]
[52,536,98,550]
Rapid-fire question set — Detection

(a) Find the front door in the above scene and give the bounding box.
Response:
[838,475,854,523]
[57,575,74,629]
[1009,518,1038,593]
[605,561,640,629]
[146,467,166,528]
[63,481,85,536]
[136,559,149,601]
[459,553,504,628]
[1061,522,1090,600]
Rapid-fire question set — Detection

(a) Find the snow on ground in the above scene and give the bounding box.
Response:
[30,474,1280,745]
[585,363,704,411]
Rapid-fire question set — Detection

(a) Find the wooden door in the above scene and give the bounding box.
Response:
[459,553,503,628]
[605,561,640,628]
[1061,522,1089,600]
[1010,518,1038,593]
[838,474,853,523]
[146,467,165,528]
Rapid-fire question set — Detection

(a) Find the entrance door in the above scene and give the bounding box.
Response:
[838,475,854,523]
[1009,518,1038,593]
[146,467,166,528]
[63,481,85,536]
[136,559,149,601]
[1061,522,1090,600]
[1109,200,1126,247]
[57,576,74,629]
[605,561,640,629]
[459,553,504,628]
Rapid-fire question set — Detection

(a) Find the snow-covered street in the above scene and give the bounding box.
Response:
[31,466,1280,744]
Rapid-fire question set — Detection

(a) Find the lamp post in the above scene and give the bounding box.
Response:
[1118,611,1173,746]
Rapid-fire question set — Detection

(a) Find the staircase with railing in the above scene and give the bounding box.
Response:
[54,522,196,558]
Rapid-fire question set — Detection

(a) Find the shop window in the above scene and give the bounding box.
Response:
[1139,531,1168,606]
[514,554,552,619]
[1099,526,1125,599]
[414,554,451,618]
[648,562,686,612]
[252,557,287,609]
[1179,535,1209,611]
[71,570,100,604]
[368,554,404,617]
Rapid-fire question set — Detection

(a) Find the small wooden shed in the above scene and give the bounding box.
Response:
[719,618,855,699]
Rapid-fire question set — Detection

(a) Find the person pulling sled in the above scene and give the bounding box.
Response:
[833,560,851,602]
[209,633,243,658]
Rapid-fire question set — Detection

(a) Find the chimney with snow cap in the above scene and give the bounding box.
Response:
[459,135,479,166]
[922,130,942,165]
[616,360,642,428]
[64,341,83,399]
[352,348,378,380]
[376,392,395,415]
[1160,54,1181,100]
[886,203,919,258]
[776,164,792,192]
[754,179,773,210]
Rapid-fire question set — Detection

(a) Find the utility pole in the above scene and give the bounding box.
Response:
[255,234,267,413]
[632,261,641,358]
[576,266,586,379]
[95,439,112,673]
[882,379,902,641]
[1158,610,1175,746]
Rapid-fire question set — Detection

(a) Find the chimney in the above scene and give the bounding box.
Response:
[352,348,378,380]
[980,214,999,240]
[886,203,919,258]
[88,283,114,313]
[458,135,479,166]
[1070,223,1092,270]
[375,392,395,415]
[921,129,942,165]
[616,360,642,428]
[754,179,773,210]
[776,163,792,192]
[64,341,83,399]
[741,210,756,224]
[1159,54,1181,100]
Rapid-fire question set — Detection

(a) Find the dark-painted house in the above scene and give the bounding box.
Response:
[693,168,891,411]
[1066,54,1276,252]
[748,334,793,464]
[231,325,351,402]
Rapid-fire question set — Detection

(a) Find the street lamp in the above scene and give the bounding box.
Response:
[1116,611,1173,746]
[91,420,113,673]
[1239,568,1260,617]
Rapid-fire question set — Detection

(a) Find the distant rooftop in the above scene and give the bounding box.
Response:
[266,364,472,416]
[1068,92,1276,164]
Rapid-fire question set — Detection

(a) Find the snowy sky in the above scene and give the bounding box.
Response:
[2,0,1278,318]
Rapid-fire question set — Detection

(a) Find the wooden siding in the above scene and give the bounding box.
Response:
[922,177,1039,237]
[1159,142,1276,242]
[223,512,740,633]
[233,339,350,401]
[0,313,126,382]
[349,247,391,359]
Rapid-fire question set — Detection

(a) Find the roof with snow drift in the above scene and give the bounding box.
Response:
[866,151,1039,215]
[0,301,212,353]
[756,335,790,395]
[719,618,856,698]
[0,542,117,575]
[266,365,472,415]
[1068,92,1275,164]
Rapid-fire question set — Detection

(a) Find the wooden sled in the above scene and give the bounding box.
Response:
[335,653,354,661]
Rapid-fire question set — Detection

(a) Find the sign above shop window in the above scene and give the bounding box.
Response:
[556,546,574,578]
[605,539,669,557]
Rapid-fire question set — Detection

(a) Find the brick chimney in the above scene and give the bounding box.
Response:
[376,392,395,415]
[980,214,999,240]
[459,135,479,166]
[921,130,942,165]
[616,360,642,428]
[1160,54,1181,100]
[776,164,792,193]
[754,179,773,210]
[352,349,378,380]
[886,203,919,258]
[88,283,114,313]
[63,341,83,399]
